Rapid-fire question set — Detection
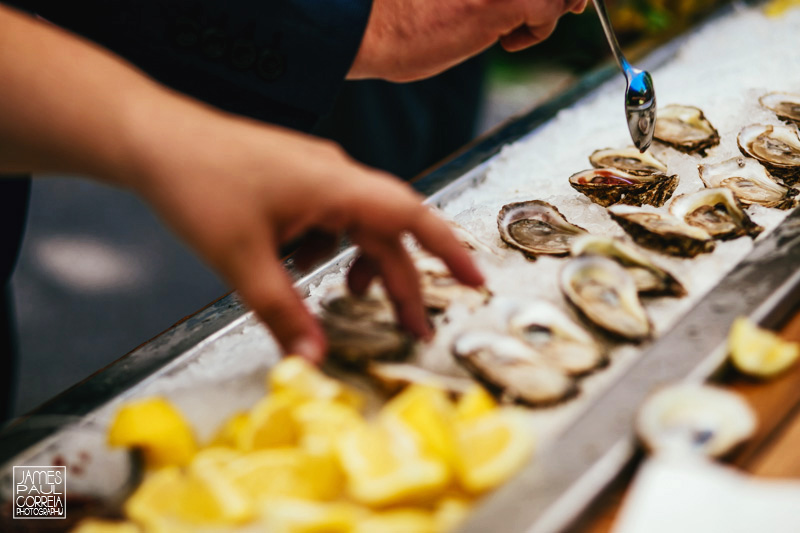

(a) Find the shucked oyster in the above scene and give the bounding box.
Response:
[636,383,756,457]
[608,205,716,258]
[320,290,413,367]
[669,188,763,240]
[569,168,678,207]
[508,300,608,376]
[589,146,668,176]
[560,256,652,342]
[760,92,800,127]
[571,235,686,297]
[699,156,797,210]
[497,200,587,259]
[452,330,577,406]
[654,104,720,155]
[413,253,491,313]
[737,124,800,184]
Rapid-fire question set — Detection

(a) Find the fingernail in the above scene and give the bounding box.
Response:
[290,337,323,364]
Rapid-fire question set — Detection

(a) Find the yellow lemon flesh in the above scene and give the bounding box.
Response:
[238,391,302,450]
[260,498,358,533]
[269,355,364,408]
[729,316,800,378]
[354,509,438,533]
[381,384,456,465]
[455,383,497,422]
[108,397,197,469]
[455,410,535,494]
[337,419,449,507]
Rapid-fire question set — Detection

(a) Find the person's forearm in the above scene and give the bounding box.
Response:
[0,4,194,187]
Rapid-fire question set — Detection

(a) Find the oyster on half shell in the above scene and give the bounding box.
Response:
[320,290,413,367]
[413,253,492,313]
[508,300,608,376]
[760,92,800,127]
[608,205,716,258]
[571,235,686,297]
[560,256,652,342]
[452,330,577,406]
[669,188,763,240]
[654,104,720,155]
[698,156,797,210]
[497,200,587,259]
[589,146,668,176]
[737,124,800,184]
[636,383,757,457]
[569,168,678,208]
[366,362,475,395]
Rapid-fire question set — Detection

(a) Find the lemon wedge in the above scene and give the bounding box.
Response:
[108,397,197,469]
[455,384,497,422]
[355,509,437,533]
[176,462,253,525]
[238,391,303,450]
[454,409,535,494]
[260,498,358,533]
[381,384,456,464]
[269,355,364,408]
[209,411,249,448]
[337,419,449,507]
[729,316,800,378]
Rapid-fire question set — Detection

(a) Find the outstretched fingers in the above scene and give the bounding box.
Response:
[228,236,326,363]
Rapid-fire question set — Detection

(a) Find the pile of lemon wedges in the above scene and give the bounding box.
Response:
[76,356,535,532]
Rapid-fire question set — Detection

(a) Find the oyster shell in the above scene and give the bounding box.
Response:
[320,290,413,367]
[413,254,492,313]
[569,168,678,207]
[497,200,587,259]
[760,92,800,126]
[589,146,668,176]
[608,205,716,258]
[366,362,474,395]
[636,383,756,457]
[508,300,608,376]
[669,188,763,240]
[560,256,652,342]
[452,330,577,406]
[654,104,720,155]
[571,235,686,297]
[737,124,800,184]
[698,156,797,210]
[448,220,499,258]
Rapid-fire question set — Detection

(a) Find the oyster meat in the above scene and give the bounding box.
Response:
[413,254,492,312]
[508,300,608,376]
[654,104,720,155]
[636,383,756,457]
[560,256,652,342]
[760,92,800,127]
[669,188,763,240]
[608,205,716,258]
[571,235,686,297]
[569,168,678,207]
[497,200,587,259]
[698,156,797,210]
[452,330,577,406]
[589,146,668,176]
[320,290,413,367]
[738,124,800,184]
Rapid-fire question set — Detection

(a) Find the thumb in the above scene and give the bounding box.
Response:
[234,248,327,363]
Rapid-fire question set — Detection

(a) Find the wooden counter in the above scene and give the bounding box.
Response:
[570,305,800,532]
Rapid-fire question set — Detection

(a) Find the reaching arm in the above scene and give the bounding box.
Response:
[0,4,484,362]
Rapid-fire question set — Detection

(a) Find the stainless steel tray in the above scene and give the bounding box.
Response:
[3,2,798,531]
